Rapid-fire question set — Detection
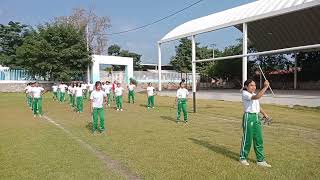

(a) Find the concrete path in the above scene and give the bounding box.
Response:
[159,89,320,107]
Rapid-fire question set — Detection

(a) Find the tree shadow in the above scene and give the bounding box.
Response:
[160,116,176,122]
[189,138,254,162]
[85,122,93,132]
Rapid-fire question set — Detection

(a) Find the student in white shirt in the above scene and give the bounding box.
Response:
[127,82,136,104]
[67,83,74,106]
[71,83,76,108]
[90,81,108,134]
[176,81,189,123]
[88,82,94,98]
[104,81,112,107]
[82,83,88,99]
[115,83,124,111]
[75,83,84,113]
[58,82,67,102]
[25,83,33,108]
[239,79,271,167]
[30,82,46,117]
[146,82,155,109]
[52,83,58,101]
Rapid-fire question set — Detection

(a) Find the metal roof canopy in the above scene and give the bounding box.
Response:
[159,0,320,47]
[157,0,320,113]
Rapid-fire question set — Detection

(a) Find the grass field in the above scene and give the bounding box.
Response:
[0,92,319,180]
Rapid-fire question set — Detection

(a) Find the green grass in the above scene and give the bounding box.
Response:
[0,92,319,180]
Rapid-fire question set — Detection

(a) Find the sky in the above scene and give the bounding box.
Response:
[0,0,255,64]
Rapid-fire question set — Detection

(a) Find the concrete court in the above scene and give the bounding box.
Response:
[158,89,320,107]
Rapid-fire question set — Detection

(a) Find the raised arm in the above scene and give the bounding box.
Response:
[260,107,268,118]
[252,80,269,100]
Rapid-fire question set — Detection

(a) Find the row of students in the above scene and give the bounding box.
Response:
[25,82,47,117]
[27,78,271,167]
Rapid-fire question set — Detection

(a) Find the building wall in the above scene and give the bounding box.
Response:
[0,81,54,92]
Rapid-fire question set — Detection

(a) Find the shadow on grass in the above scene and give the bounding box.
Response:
[139,104,147,108]
[139,103,174,109]
[85,122,93,132]
[189,138,254,162]
[160,116,176,122]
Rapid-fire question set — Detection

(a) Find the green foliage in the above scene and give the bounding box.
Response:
[296,51,320,81]
[129,77,138,85]
[210,41,243,79]
[0,21,29,68]
[169,38,193,74]
[15,23,91,81]
[108,44,121,56]
[108,44,142,71]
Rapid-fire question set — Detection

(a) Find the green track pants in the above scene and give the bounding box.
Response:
[69,94,73,105]
[92,107,105,132]
[27,95,32,108]
[128,90,135,103]
[76,96,83,112]
[147,96,154,108]
[72,95,75,107]
[53,92,58,101]
[116,96,123,109]
[176,98,188,122]
[106,93,111,105]
[33,97,43,115]
[60,92,65,102]
[240,113,265,162]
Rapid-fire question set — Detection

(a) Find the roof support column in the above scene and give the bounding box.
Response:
[191,35,197,113]
[158,43,162,91]
[294,54,297,90]
[242,22,248,86]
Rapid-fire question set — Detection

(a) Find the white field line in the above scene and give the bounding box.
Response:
[42,115,141,180]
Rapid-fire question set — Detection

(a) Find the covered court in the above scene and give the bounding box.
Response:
[157,0,320,111]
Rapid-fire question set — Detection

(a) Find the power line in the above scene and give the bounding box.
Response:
[102,0,205,36]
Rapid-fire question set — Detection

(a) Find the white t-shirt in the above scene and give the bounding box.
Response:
[177,88,189,99]
[128,84,135,91]
[75,87,83,97]
[242,91,260,113]
[88,84,94,91]
[25,86,32,95]
[104,84,112,94]
[115,87,124,96]
[31,87,44,98]
[81,84,86,89]
[59,84,67,93]
[90,90,106,108]
[67,86,73,94]
[147,86,155,96]
[52,85,58,92]
[102,84,107,91]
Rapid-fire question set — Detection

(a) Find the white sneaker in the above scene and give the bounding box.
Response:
[116,109,119,111]
[120,109,123,111]
[240,160,249,166]
[257,161,271,167]
[152,107,155,109]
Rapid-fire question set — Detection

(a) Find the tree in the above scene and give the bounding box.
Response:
[170,38,217,80]
[296,51,320,81]
[119,50,142,71]
[55,7,111,55]
[0,21,29,68]
[16,23,91,81]
[108,44,121,56]
[107,44,143,71]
